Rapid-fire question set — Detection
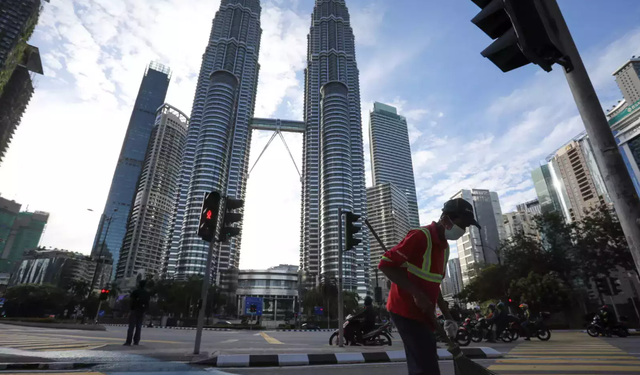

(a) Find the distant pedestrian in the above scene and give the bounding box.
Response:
[124,280,150,346]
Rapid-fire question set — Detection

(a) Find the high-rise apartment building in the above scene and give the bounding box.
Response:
[0,196,48,273]
[171,0,262,282]
[451,189,505,285]
[366,183,411,296]
[613,57,640,106]
[516,199,541,216]
[116,104,189,285]
[503,206,538,240]
[300,0,369,297]
[369,102,420,227]
[0,0,46,164]
[546,133,609,222]
[92,62,170,277]
[608,57,640,197]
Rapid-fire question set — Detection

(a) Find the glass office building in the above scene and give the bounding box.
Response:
[92,62,170,278]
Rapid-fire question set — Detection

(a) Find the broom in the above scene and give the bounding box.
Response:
[364,219,498,375]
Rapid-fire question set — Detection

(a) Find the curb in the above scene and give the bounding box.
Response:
[275,329,334,332]
[0,363,98,371]
[103,324,231,331]
[196,348,502,367]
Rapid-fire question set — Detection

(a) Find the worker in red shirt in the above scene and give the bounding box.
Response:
[379,198,480,375]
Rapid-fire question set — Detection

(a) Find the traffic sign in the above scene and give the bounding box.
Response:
[244,297,263,316]
[314,306,324,316]
[0,298,5,308]
[99,310,105,317]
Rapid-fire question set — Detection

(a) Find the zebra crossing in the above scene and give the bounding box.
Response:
[0,332,109,351]
[488,332,640,374]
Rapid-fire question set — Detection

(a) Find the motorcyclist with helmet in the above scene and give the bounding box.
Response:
[487,302,509,342]
[349,296,377,345]
[598,305,616,337]
[519,303,531,341]
[473,306,482,321]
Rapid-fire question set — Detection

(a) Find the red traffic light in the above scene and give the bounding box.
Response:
[101,289,107,293]
[206,210,212,220]
[508,298,512,303]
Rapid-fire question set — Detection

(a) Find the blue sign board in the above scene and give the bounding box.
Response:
[0,298,4,307]
[99,310,105,317]
[314,306,324,316]
[244,297,263,316]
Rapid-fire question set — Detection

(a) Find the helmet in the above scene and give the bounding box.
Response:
[364,296,373,306]
[473,306,481,311]
[497,302,505,309]
[519,303,528,309]
[601,304,609,310]
[488,303,496,310]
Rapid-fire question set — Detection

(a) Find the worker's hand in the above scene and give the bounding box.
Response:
[413,293,434,314]
[444,320,459,338]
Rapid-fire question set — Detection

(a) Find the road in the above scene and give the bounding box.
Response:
[0,324,639,374]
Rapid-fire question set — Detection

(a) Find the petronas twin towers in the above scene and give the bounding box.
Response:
[165,0,369,296]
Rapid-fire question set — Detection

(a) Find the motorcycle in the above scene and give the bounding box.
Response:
[329,314,393,346]
[510,312,551,341]
[469,317,512,343]
[587,315,629,338]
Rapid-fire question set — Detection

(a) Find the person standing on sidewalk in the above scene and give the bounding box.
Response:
[124,280,150,346]
[378,198,481,375]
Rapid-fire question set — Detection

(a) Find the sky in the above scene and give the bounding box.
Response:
[1,0,640,270]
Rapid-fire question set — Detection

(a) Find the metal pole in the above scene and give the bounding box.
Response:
[605,277,620,319]
[94,300,103,324]
[194,239,216,355]
[88,217,112,298]
[337,208,344,348]
[545,0,640,274]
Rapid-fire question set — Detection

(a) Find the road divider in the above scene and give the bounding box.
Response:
[102,324,231,331]
[196,347,501,367]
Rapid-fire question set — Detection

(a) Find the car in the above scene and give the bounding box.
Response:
[302,323,320,330]
[216,320,233,325]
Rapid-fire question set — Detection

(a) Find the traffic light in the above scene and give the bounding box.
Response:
[471,0,565,73]
[595,277,611,296]
[100,289,109,301]
[219,197,244,242]
[198,191,222,242]
[345,211,361,251]
[610,277,623,296]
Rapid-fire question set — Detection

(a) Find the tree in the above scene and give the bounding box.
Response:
[3,284,69,317]
[456,264,510,304]
[508,272,570,313]
[573,203,637,281]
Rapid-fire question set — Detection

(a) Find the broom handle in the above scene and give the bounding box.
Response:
[363,219,457,349]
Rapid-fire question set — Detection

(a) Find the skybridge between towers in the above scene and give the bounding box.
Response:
[248,118,306,180]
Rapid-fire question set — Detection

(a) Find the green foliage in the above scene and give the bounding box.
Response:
[457,207,637,309]
[149,276,226,319]
[3,284,69,317]
[301,280,362,319]
[508,272,570,313]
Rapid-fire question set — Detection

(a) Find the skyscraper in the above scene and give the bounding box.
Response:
[451,189,504,285]
[369,102,420,227]
[0,196,48,274]
[301,0,369,297]
[546,133,610,222]
[172,0,262,282]
[92,62,170,277]
[116,104,189,286]
[607,57,640,197]
[531,164,563,215]
[366,183,411,296]
[0,0,46,164]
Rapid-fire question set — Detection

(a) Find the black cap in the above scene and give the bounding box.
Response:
[443,198,481,229]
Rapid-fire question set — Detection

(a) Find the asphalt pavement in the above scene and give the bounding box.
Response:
[1,324,640,374]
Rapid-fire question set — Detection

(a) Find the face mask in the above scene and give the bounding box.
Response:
[444,223,466,240]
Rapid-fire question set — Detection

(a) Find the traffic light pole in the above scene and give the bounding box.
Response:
[544,0,640,274]
[194,238,217,355]
[605,277,620,319]
[337,207,344,348]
